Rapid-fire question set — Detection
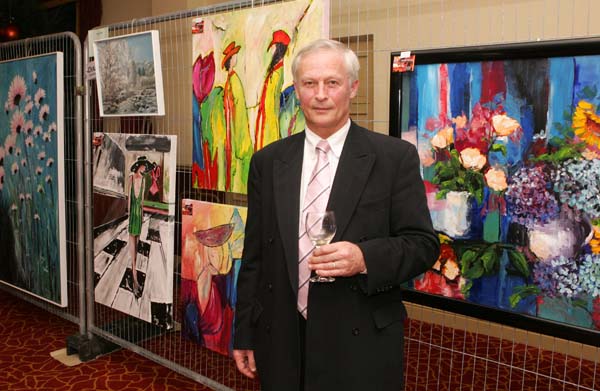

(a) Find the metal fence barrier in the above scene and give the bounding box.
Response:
[0,31,86,338]
[81,2,279,390]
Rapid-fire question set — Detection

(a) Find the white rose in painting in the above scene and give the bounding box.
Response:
[485,167,508,192]
[459,147,487,171]
[492,114,520,137]
[430,126,454,149]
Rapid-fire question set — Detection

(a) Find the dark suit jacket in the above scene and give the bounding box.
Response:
[234,122,439,391]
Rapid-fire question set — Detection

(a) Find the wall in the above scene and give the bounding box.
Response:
[330,0,600,133]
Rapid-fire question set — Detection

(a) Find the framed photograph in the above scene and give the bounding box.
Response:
[0,52,67,307]
[389,38,600,344]
[93,30,165,117]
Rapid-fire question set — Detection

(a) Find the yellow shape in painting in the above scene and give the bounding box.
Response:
[573,100,600,148]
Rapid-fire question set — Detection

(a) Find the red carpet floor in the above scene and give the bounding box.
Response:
[1,289,598,390]
[0,291,217,391]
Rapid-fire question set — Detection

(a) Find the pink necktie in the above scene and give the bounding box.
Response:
[298,140,331,318]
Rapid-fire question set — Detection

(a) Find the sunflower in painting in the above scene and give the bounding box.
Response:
[572,100,600,148]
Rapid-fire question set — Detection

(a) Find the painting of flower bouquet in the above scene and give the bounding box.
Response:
[0,53,66,307]
[392,42,600,334]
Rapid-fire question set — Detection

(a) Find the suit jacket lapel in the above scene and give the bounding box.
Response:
[328,124,376,240]
[274,134,304,292]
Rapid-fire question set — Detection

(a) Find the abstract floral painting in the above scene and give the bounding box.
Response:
[0,53,66,307]
[180,199,247,356]
[394,45,600,332]
[93,133,176,328]
[191,0,329,194]
[94,30,165,117]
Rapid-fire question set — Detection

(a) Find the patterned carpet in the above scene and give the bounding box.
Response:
[0,291,216,391]
[403,319,599,391]
[1,289,598,390]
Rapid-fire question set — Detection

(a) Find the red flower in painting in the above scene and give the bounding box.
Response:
[414,270,464,299]
[454,103,492,153]
[414,244,465,299]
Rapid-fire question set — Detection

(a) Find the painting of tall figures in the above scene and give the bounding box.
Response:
[94,30,165,117]
[0,53,66,307]
[389,40,600,335]
[180,199,247,356]
[93,133,176,328]
[191,0,329,194]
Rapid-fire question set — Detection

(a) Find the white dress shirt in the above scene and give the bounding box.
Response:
[299,120,351,222]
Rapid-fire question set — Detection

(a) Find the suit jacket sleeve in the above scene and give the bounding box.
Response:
[356,141,439,295]
[233,153,262,349]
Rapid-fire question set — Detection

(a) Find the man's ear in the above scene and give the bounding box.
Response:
[350,79,359,99]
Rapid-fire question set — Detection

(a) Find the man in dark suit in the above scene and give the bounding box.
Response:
[233,39,439,391]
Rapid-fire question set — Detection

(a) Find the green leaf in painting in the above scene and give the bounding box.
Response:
[460,249,478,272]
[581,85,598,100]
[490,143,507,156]
[481,246,498,274]
[508,285,541,308]
[508,250,530,277]
[463,260,484,279]
[436,189,450,200]
[572,298,589,311]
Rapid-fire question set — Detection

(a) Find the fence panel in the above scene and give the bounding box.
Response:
[0,32,85,334]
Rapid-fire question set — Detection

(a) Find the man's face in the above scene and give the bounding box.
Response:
[294,49,359,138]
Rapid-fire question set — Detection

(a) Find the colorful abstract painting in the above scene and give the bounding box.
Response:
[191,0,329,194]
[395,46,600,333]
[93,133,176,328]
[0,53,66,307]
[180,199,247,356]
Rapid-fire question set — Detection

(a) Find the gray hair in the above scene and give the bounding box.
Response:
[291,39,360,84]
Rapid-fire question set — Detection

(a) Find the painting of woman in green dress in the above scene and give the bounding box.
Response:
[128,155,155,298]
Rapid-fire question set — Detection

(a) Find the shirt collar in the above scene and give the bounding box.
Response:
[304,119,351,159]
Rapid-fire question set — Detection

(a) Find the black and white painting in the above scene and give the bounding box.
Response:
[92,133,176,328]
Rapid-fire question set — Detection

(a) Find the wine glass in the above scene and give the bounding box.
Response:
[305,211,337,283]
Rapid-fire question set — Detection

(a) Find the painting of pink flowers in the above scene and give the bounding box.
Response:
[0,53,66,307]
[393,44,600,333]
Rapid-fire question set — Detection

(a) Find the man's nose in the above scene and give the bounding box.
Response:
[315,82,327,99]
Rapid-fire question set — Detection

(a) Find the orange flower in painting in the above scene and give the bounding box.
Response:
[430,126,454,149]
[590,226,600,254]
[492,114,520,137]
[485,167,508,192]
[414,243,464,299]
[419,148,435,167]
[572,100,600,148]
[582,148,600,160]
[452,114,468,129]
[442,258,460,280]
[459,147,487,171]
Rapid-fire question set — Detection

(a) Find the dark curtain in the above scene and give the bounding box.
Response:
[78,0,102,41]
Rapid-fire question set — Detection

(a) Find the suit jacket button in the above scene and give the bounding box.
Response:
[349,284,357,291]
[352,328,360,336]
[266,325,271,334]
[268,237,274,244]
[267,283,273,291]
